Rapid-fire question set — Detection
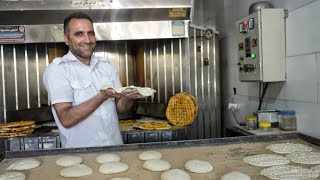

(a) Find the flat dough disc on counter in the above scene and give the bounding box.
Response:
[0,171,26,180]
[184,160,213,174]
[243,154,290,167]
[55,156,83,167]
[161,169,191,180]
[95,154,121,164]
[98,162,129,175]
[265,143,313,154]
[221,171,251,180]
[143,159,171,172]
[260,165,319,180]
[138,151,162,161]
[311,164,320,174]
[286,151,320,164]
[7,158,41,170]
[59,164,93,177]
[100,85,155,97]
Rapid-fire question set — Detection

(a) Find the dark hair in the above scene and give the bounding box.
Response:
[63,12,93,35]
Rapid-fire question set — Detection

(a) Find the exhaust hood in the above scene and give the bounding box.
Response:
[0,0,192,43]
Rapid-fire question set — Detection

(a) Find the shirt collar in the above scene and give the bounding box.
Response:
[53,51,109,66]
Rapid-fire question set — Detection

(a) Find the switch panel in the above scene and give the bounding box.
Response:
[235,9,286,82]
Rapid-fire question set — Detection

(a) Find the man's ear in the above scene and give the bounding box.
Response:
[64,35,69,45]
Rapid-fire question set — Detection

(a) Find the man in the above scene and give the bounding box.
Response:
[43,12,143,148]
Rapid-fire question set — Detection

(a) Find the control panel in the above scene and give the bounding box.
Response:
[236,9,287,82]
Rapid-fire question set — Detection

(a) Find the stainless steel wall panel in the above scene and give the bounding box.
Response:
[0,45,5,122]
[26,45,39,109]
[37,44,49,107]
[172,40,181,95]
[15,45,28,110]
[3,45,16,112]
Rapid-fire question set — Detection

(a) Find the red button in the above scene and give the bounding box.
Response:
[243,20,248,26]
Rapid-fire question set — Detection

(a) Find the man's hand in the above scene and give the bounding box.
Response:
[120,88,146,100]
[100,88,121,100]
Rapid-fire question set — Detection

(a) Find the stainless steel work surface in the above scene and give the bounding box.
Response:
[1,135,320,179]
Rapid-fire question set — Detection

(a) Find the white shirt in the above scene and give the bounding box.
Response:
[43,51,123,148]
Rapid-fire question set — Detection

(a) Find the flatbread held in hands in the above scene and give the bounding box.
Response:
[101,85,156,97]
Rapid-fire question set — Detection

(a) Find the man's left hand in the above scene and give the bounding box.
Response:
[120,88,146,99]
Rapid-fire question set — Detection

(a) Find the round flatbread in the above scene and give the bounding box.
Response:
[138,151,162,161]
[138,122,171,130]
[161,169,191,180]
[41,121,57,127]
[59,164,93,177]
[143,159,171,172]
[0,121,34,128]
[51,129,59,133]
[109,178,133,180]
[119,120,136,125]
[260,165,319,180]
[184,160,213,173]
[0,171,26,180]
[95,154,121,164]
[243,154,290,167]
[286,151,320,165]
[221,172,251,180]
[311,164,320,174]
[55,156,83,167]
[265,143,313,154]
[98,162,129,175]
[166,92,198,127]
[7,158,41,170]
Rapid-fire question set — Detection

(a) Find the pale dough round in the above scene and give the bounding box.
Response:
[0,171,26,180]
[184,160,213,173]
[59,164,93,178]
[7,158,41,170]
[98,162,129,175]
[143,159,171,172]
[221,171,251,180]
[161,169,191,180]
[55,156,83,167]
[243,154,290,167]
[109,178,133,180]
[311,164,320,174]
[265,143,313,154]
[95,154,121,164]
[260,165,319,180]
[286,151,320,165]
[138,151,162,161]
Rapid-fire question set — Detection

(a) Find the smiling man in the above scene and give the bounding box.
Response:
[43,12,143,148]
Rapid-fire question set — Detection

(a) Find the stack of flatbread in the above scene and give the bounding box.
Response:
[0,121,35,138]
[166,92,198,127]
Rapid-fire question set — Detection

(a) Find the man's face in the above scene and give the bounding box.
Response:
[64,18,96,61]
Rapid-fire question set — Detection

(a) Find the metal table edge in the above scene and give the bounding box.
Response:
[1,132,303,160]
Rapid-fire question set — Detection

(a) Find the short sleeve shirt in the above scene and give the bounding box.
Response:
[43,51,123,148]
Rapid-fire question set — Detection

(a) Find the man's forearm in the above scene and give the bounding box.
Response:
[54,92,108,128]
[116,96,134,113]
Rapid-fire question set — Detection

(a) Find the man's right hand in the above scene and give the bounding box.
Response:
[100,88,121,100]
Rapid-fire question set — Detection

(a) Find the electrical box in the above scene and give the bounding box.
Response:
[236,9,287,82]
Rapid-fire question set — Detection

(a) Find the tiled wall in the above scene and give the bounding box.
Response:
[217,0,320,138]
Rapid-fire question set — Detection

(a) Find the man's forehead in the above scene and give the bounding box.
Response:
[69,18,94,30]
